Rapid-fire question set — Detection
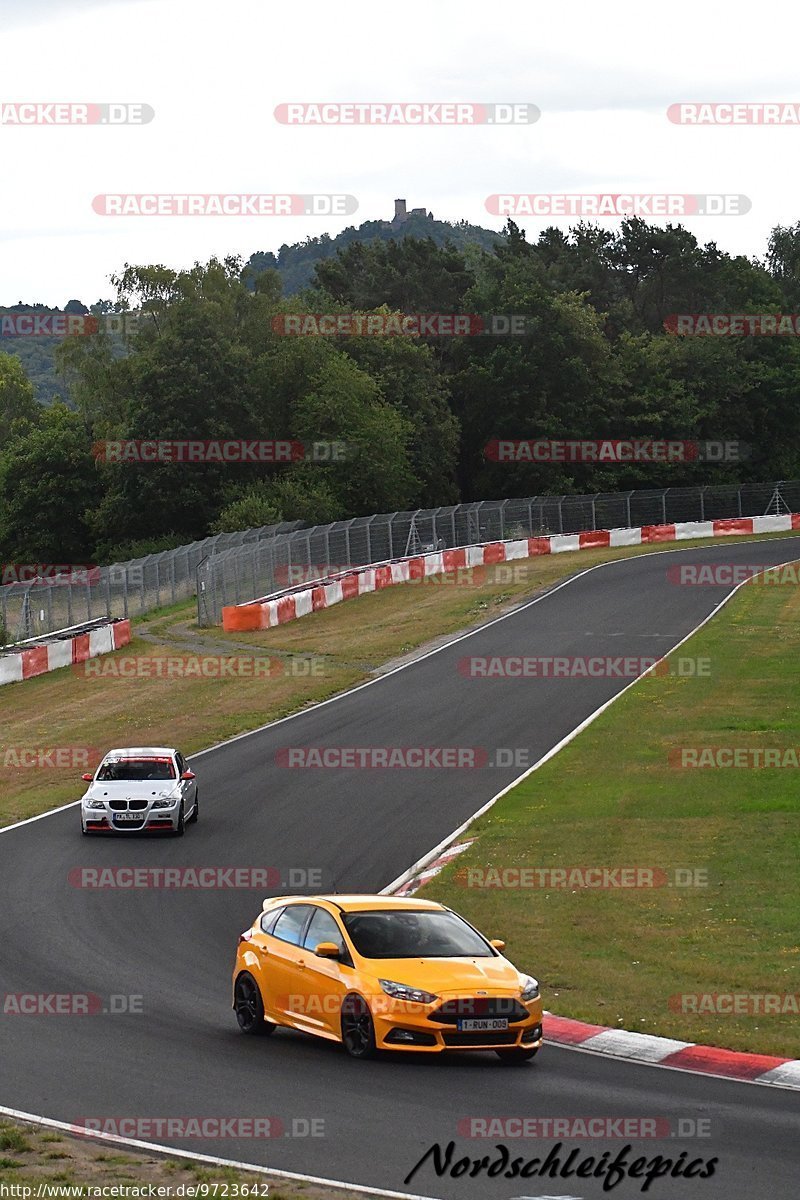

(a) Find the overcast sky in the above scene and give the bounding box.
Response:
[3,0,800,306]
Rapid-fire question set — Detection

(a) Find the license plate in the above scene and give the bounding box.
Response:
[457,1017,509,1032]
[114,812,143,822]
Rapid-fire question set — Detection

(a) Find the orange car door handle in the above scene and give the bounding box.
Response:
[295,959,306,969]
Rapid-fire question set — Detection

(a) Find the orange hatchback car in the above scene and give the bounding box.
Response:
[232,894,543,1061]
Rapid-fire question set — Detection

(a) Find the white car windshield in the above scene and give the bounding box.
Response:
[96,758,176,782]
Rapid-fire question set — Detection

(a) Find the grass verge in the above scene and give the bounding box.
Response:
[0,1116,369,1198]
[420,569,800,1057]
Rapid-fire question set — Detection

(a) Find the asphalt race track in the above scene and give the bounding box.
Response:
[2,538,800,1199]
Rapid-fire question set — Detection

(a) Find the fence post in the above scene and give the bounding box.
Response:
[626,492,632,528]
[661,490,668,524]
[699,487,705,523]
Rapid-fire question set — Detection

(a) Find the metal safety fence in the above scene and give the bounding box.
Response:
[0,522,302,644]
[195,479,800,626]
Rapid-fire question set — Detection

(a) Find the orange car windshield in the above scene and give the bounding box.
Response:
[97,758,176,782]
[343,910,492,959]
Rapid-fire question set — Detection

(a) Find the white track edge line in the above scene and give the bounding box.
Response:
[0,1105,440,1200]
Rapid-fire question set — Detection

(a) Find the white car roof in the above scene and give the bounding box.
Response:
[102,747,179,759]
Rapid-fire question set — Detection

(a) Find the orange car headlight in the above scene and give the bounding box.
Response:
[379,979,439,1005]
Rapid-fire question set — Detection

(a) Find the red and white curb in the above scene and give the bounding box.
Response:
[542,1014,800,1089]
[394,848,800,1090]
[393,840,475,895]
[222,513,799,632]
[0,618,131,687]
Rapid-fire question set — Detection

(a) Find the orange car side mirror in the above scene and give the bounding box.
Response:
[315,941,341,958]
[489,939,506,952]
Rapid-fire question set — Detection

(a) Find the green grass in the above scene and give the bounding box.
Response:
[0,1128,33,1153]
[422,574,800,1057]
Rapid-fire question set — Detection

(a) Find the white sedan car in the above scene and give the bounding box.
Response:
[80,747,199,836]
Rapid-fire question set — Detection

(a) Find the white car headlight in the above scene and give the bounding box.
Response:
[85,799,105,810]
[379,979,438,1004]
[520,976,540,1002]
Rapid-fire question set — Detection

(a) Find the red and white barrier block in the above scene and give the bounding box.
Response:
[0,619,131,687]
[222,513,800,632]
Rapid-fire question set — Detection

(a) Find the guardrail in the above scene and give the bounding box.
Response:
[220,513,799,633]
[198,480,800,626]
[0,521,302,642]
[0,617,132,687]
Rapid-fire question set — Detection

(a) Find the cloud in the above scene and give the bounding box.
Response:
[0,0,145,32]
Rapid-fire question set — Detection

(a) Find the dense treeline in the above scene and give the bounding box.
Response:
[2,216,800,563]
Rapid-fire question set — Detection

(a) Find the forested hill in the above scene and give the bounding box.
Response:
[244,213,503,296]
[5,216,800,567]
[3,211,502,402]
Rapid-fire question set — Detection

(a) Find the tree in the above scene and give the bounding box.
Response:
[0,352,40,443]
[0,403,100,561]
